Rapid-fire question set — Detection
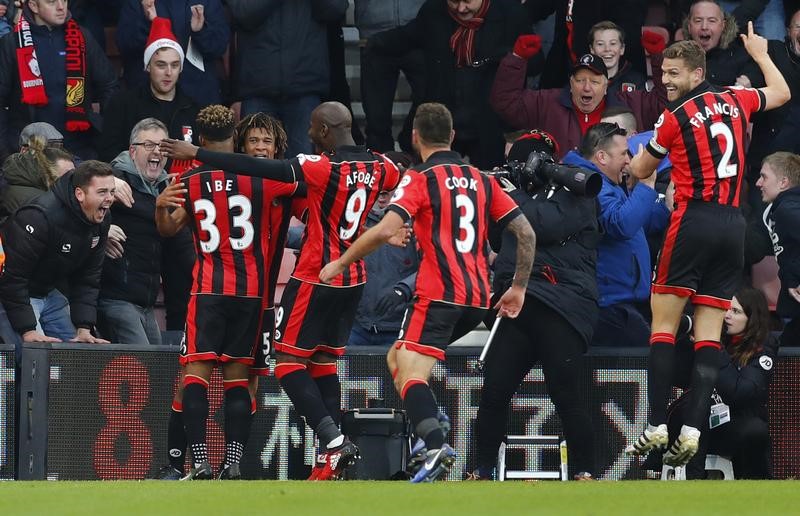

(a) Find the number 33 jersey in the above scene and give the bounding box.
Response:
[387,150,520,308]
[289,147,400,287]
[181,165,298,297]
[647,82,765,207]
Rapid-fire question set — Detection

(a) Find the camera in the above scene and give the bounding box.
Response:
[490,151,602,197]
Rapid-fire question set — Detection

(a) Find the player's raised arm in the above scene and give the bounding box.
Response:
[741,21,791,110]
[155,178,190,237]
[159,138,299,183]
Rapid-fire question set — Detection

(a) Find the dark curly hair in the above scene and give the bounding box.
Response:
[235,113,288,159]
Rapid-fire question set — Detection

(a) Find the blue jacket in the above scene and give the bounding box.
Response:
[116,0,230,106]
[562,151,669,307]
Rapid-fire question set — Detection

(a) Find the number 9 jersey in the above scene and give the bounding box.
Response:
[289,148,400,287]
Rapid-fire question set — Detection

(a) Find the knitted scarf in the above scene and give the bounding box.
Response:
[14,14,90,132]
[448,0,491,68]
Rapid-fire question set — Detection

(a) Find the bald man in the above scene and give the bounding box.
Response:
[160,101,403,480]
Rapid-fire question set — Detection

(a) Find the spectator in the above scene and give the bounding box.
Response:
[0,132,74,220]
[355,0,425,153]
[561,122,670,347]
[491,42,667,159]
[98,118,186,345]
[0,0,15,37]
[98,16,200,172]
[589,21,646,93]
[366,0,527,169]
[0,0,118,162]
[682,0,762,87]
[676,0,786,41]
[116,0,229,106]
[0,160,114,344]
[347,151,418,348]
[756,151,800,346]
[667,287,777,479]
[226,0,348,158]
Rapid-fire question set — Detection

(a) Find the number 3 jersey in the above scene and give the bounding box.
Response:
[387,150,520,308]
[180,164,299,298]
[289,146,401,287]
[647,81,765,207]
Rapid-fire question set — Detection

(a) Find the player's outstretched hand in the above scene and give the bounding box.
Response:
[741,21,768,60]
[156,175,187,209]
[388,223,412,247]
[493,284,526,318]
[71,327,110,344]
[159,138,199,160]
[319,260,346,284]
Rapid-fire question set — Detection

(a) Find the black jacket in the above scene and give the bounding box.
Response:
[492,185,600,346]
[97,86,200,163]
[763,187,800,319]
[715,336,778,421]
[609,60,647,93]
[0,171,108,333]
[0,8,118,161]
[100,152,169,308]
[368,0,526,168]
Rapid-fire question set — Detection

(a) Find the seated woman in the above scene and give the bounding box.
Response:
[668,286,778,479]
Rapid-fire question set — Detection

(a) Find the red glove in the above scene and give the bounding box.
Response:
[641,30,667,55]
[513,34,542,60]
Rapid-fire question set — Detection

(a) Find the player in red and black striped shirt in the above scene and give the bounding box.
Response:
[160,102,401,480]
[626,28,790,466]
[320,103,536,482]
[156,106,299,480]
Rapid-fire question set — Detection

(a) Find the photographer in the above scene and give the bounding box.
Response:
[473,130,602,480]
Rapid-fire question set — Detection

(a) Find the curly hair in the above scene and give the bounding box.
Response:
[235,113,288,159]
[195,105,236,142]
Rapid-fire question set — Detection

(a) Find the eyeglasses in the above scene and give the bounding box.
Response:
[131,141,161,152]
[596,122,627,141]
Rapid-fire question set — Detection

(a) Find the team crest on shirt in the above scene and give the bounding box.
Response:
[622,83,635,92]
[91,236,100,249]
[297,154,322,165]
[654,114,664,129]
[759,355,773,371]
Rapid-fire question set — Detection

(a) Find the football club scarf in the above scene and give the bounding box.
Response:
[448,0,491,67]
[14,14,90,132]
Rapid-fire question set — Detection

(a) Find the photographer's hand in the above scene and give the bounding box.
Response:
[497,176,517,193]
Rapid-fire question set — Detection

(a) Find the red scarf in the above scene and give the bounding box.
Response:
[574,98,606,135]
[448,0,491,68]
[14,14,90,132]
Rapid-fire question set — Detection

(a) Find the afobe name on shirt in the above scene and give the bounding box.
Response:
[345,170,378,188]
[688,102,740,129]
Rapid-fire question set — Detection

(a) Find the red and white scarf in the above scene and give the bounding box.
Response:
[14,14,90,132]
[448,0,491,68]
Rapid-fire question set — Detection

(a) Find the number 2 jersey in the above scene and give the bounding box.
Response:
[289,146,401,287]
[180,164,299,301]
[647,81,765,207]
[387,150,521,308]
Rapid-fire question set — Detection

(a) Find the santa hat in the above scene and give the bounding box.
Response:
[143,17,185,70]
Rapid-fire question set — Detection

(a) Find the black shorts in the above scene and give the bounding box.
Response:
[274,277,363,358]
[653,202,745,308]
[251,308,275,377]
[396,297,487,360]
[180,294,263,365]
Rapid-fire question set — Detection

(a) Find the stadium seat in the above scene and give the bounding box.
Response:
[496,435,567,481]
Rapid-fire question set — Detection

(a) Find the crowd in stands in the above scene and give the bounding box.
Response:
[0,0,799,480]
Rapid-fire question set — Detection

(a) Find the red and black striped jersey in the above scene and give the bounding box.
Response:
[647,81,765,207]
[387,150,521,308]
[290,146,401,287]
[181,164,298,298]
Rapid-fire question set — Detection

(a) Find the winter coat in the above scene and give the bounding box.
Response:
[0,7,118,160]
[353,0,425,39]
[0,150,52,219]
[562,151,669,307]
[491,182,601,346]
[225,0,348,100]
[97,85,200,163]
[490,52,666,159]
[115,0,230,106]
[0,170,108,332]
[100,152,170,308]
[609,60,647,93]
[762,186,800,319]
[354,207,419,333]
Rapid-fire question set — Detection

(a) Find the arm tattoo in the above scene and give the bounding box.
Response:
[506,214,536,289]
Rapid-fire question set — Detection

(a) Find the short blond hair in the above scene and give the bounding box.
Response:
[763,152,800,187]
